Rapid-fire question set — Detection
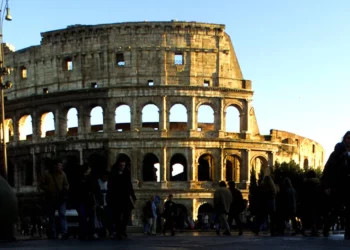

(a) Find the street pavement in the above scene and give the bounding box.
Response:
[1,232,350,250]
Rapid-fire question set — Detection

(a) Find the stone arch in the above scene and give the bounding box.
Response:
[197,104,214,132]
[170,153,187,181]
[115,104,131,132]
[18,114,32,141]
[142,103,159,130]
[169,103,187,131]
[67,107,78,136]
[90,106,104,133]
[198,153,214,181]
[142,153,160,182]
[251,155,269,178]
[225,154,241,182]
[40,111,55,138]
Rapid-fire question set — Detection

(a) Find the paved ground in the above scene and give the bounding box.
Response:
[1,232,350,250]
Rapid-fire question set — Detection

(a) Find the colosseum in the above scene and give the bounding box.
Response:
[1,21,324,225]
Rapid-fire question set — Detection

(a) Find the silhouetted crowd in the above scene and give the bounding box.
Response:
[2,131,350,242]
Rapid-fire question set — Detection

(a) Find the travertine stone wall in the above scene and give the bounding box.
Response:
[1,21,324,226]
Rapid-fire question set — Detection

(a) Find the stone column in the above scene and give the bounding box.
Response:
[268,151,276,175]
[12,116,19,142]
[78,105,90,135]
[30,147,37,185]
[242,149,250,186]
[160,147,167,188]
[32,111,41,142]
[160,96,168,131]
[220,147,225,181]
[55,108,67,137]
[188,97,196,131]
[103,103,115,132]
[191,147,197,181]
[131,98,141,130]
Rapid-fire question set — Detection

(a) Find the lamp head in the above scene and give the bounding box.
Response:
[5,8,12,21]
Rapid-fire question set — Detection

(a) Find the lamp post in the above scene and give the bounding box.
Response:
[0,0,12,180]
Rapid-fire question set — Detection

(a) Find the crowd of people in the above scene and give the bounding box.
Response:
[2,131,350,242]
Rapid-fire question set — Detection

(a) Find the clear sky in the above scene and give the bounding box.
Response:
[3,0,350,163]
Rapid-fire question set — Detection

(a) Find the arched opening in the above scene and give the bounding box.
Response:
[19,115,32,141]
[198,154,214,181]
[197,104,214,131]
[169,104,187,131]
[225,106,240,132]
[115,105,131,132]
[67,108,78,136]
[197,203,214,229]
[142,104,159,130]
[170,153,187,181]
[226,155,241,182]
[142,153,159,182]
[41,112,55,138]
[252,156,268,180]
[174,203,188,230]
[90,106,103,132]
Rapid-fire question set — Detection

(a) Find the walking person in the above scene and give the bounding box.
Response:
[162,194,176,236]
[321,131,350,239]
[227,181,244,236]
[75,164,99,240]
[282,177,298,235]
[145,196,158,235]
[96,170,112,238]
[107,160,137,240]
[39,160,69,239]
[214,181,232,236]
[0,175,18,241]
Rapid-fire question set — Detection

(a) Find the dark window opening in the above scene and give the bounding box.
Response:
[312,144,315,153]
[204,80,210,87]
[43,88,49,94]
[174,52,183,65]
[148,80,154,86]
[116,53,125,66]
[91,82,98,88]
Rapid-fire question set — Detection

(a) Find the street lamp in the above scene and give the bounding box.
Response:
[0,0,12,180]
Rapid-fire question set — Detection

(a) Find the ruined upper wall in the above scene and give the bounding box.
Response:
[3,21,249,101]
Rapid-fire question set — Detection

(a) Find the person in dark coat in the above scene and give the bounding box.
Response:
[282,177,298,235]
[300,170,321,236]
[214,181,232,236]
[107,160,136,240]
[227,181,244,235]
[0,175,18,241]
[162,194,176,236]
[76,164,99,240]
[321,131,350,239]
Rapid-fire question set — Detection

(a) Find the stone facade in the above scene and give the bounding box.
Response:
[1,21,324,225]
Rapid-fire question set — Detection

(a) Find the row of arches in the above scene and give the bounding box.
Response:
[2,103,241,142]
[6,150,269,188]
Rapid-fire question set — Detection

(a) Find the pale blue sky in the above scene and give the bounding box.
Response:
[3,0,350,161]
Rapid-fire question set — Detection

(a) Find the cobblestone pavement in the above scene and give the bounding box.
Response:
[1,232,350,250]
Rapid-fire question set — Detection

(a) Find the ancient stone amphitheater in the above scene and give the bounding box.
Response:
[2,21,323,225]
